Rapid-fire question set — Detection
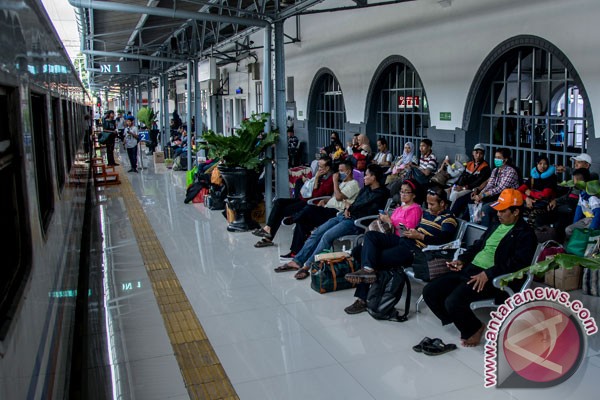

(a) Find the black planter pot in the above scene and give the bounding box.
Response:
[218,165,261,232]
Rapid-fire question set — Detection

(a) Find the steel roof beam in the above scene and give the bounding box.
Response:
[68,0,270,27]
[82,50,185,63]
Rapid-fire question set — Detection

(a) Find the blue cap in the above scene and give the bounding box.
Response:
[126,116,135,121]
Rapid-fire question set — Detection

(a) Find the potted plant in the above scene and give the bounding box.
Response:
[200,113,278,232]
[137,106,160,153]
[164,158,174,169]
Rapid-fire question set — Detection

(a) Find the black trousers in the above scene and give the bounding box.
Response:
[126,146,138,170]
[290,205,338,253]
[422,264,500,340]
[266,198,306,238]
[352,232,416,301]
[106,133,117,165]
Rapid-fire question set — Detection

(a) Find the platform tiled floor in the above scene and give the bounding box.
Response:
[100,149,600,399]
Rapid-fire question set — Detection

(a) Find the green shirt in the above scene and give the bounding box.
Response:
[472,223,515,269]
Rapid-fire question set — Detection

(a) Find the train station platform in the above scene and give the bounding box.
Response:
[92,148,600,400]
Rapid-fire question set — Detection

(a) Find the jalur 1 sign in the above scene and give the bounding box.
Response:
[98,62,140,74]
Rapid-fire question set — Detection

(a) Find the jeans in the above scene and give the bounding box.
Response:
[293,214,361,267]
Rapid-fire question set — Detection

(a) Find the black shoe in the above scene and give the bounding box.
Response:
[282,216,294,226]
[127,169,134,172]
[345,268,377,284]
[280,251,296,260]
[344,299,367,315]
[132,169,138,173]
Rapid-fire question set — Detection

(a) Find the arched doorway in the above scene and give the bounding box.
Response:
[307,69,347,157]
[365,56,430,159]
[464,35,593,173]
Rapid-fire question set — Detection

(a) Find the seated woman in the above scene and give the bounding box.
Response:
[450,147,520,227]
[344,186,458,313]
[423,189,537,347]
[517,155,557,227]
[431,153,468,187]
[385,142,414,184]
[310,132,343,175]
[253,156,334,247]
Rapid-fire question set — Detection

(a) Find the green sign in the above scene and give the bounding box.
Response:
[440,112,451,121]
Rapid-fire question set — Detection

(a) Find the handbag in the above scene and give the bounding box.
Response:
[412,248,455,281]
[309,255,356,294]
[367,219,394,234]
[300,177,316,198]
[98,131,111,144]
[565,228,600,257]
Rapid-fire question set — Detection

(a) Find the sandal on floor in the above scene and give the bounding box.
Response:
[254,238,274,248]
[251,228,271,238]
[412,337,433,353]
[274,263,299,273]
[422,338,457,356]
[294,268,310,280]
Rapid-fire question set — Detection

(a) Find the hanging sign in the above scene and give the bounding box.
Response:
[398,95,420,109]
[98,62,140,74]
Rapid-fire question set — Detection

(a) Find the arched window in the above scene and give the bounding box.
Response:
[464,36,592,172]
[307,70,346,154]
[366,57,430,158]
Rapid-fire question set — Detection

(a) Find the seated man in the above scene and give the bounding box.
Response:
[343,186,457,314]
[388,138,437,197]
[276,164,389,279]
[253,156,335,247]
[278,159,361,261]
[423,189,537,347]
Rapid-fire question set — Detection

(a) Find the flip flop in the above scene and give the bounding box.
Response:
[294,268,310,280]
[422,338,457,356]
[254,238,274,248]
[274,263,299,273]
[251,228,271,238]
[412,337,433,353]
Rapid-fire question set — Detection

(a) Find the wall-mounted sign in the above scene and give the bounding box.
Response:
[440,112,452,121]
[398,95,420,109]
[98,61,140,74]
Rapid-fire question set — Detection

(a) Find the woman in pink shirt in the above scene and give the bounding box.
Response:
[380,179,423,234]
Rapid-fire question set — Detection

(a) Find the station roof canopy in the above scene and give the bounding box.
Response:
[71,0,416,91]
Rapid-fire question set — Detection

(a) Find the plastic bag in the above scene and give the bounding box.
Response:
[300,177,316,198]
[468,202,483,224]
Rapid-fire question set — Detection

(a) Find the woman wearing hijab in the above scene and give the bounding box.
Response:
[518,155,557,227]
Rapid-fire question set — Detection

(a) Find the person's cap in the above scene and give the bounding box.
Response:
[491,188,523,211]
[125,116,135,121]
[571,153,592,164]
[473,143,485,152]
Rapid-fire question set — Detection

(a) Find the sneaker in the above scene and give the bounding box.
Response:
[345,268,377,284]
[280,251,296,260]
[344,299,367,315]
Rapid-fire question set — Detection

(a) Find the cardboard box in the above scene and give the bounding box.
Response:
[153,151,165,164]
[545,265,582,291]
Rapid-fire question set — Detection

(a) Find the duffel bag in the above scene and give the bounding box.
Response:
[310,255,356,294]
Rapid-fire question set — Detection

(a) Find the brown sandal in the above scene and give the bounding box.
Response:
[274,263,299,273]
[254,238,274,248]
[294,268,310,280]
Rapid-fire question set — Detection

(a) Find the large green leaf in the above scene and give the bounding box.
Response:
[559,178,600,194]
[199,113,279,170]
[499,253,600,287]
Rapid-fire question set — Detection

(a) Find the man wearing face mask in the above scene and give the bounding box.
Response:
[451,148,520,226]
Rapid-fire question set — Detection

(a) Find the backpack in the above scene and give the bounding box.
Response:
[366,268,411,322]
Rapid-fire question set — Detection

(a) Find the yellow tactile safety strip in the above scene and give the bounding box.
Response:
[112,166,239,400]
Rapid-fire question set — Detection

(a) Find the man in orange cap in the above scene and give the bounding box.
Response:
[423,188,537,348]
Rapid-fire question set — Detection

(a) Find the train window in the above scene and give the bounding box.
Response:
[0,86,31,338]
[62,99,72,171]
[31,92,55,234]
[52,97,65,191]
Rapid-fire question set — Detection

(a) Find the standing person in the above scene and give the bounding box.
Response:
[124,116,139,172]
[102,110,118,166]
[423,189,537,347]
[115,111,125,142]
[287,127,300,167]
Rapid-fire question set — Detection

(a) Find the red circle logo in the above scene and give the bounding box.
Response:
[503,305,581,383]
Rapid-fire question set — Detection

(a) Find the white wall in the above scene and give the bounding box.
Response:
[271,0,600,137]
